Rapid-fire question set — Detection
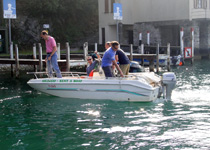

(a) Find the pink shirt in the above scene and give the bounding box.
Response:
[46,36,56,53]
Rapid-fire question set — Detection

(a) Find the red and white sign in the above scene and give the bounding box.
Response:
[184,47,192,59]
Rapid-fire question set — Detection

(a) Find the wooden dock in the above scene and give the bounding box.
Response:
[0,42,171,78]
[0,58,86,67]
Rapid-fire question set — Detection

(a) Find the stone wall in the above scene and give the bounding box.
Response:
[126,20,204,58]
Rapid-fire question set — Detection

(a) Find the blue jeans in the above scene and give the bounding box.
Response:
[102,66,114,78]
[47,53,62,78]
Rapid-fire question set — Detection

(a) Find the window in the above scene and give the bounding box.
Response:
[194,0,207,9]
[128,30,133,44]
[102,28,105,45]
[111,0,115,13]
[105,0,109,13]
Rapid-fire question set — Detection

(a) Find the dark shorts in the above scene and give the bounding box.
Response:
[102,66,114,78]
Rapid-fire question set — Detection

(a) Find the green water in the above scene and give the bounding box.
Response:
[1,60,210,150]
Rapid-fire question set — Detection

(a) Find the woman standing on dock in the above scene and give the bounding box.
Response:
[40,30,62,78]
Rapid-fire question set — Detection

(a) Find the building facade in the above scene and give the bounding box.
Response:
[99,0,210,58]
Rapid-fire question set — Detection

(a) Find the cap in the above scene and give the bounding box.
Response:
[41,30,48,35]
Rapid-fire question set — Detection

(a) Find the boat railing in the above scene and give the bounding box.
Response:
[27,72,87,79]
[27,72,149,82]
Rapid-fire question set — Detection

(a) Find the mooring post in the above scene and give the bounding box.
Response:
[15,44,19,78]
[33,43,37,72]
[167,43,171,71]
[156,43,160,73]
[10,42,13,59]
[140,44,144,66]
[149,59,154,72]
[33,43,36,59]
[147,31,150,46]
[180,27,184,58]
[95,43,98,52]
[66,42,70,71]
[138,32,142,53]
[57,43,61,60]
[83,42,88,60]
[130,44,133,61]
[191,28,194,64]
[38,43,43,72]
[10,42,14,77]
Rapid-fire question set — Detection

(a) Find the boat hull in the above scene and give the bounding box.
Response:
[27,78,160,102]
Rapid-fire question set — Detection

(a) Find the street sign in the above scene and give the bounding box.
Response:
[113,3,123,20]
[184,47,192,59]
[3,0,16,19]
[43,24,50,29]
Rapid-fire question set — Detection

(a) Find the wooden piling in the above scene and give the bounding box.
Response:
[57,43,61,60]
[167,43,171,71]
[33,43,37,72]
[149,59,154,72]
[15,44,19,78]
[66,42,70,71]
[156,43,160,73]
[33,43,36,59]
[141,44,144,66]
[130,44,133,61]
[10,42,13,77]
[191,28,194,64]
[10,42,13,59]
[95,43,98,52]
[180,27,184,58]
[147,31,150,46]
[83,42,88,60]
[38,43,43,72]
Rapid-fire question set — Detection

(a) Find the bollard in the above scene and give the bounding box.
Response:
[130,44,133,61]
[57,43,61,60]
[167,43,171,71]
[156,43,160,73]
[66,42,70,71]
[15,44,19,78]
[95,43,98,52]
[10,42,13,59]
[83,42,88,60]
[38,43,43,72]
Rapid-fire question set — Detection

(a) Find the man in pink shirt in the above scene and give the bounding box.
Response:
[41,30,62,78]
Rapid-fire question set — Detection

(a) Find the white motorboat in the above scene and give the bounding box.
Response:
[27,72,176,102]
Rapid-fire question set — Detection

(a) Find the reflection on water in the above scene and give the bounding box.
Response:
[1,60,210,149]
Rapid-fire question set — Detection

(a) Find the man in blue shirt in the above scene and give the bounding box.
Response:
[102,41,124,78]
[115,49,130,75]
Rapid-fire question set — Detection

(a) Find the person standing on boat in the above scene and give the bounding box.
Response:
[115,49,130,75]
[40,30,62,78]
[102,41,124,78]
[86,51,101,76]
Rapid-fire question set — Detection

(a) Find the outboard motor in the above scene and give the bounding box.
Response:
[129,61,144,73]
[162,72,176,100]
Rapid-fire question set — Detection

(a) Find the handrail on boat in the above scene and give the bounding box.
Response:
[27,72,87,79]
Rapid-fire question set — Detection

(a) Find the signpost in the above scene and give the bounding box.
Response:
[113,3,122,42]
[3,0,16,44]
[43,24,50,29]
[184,47,192,59]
